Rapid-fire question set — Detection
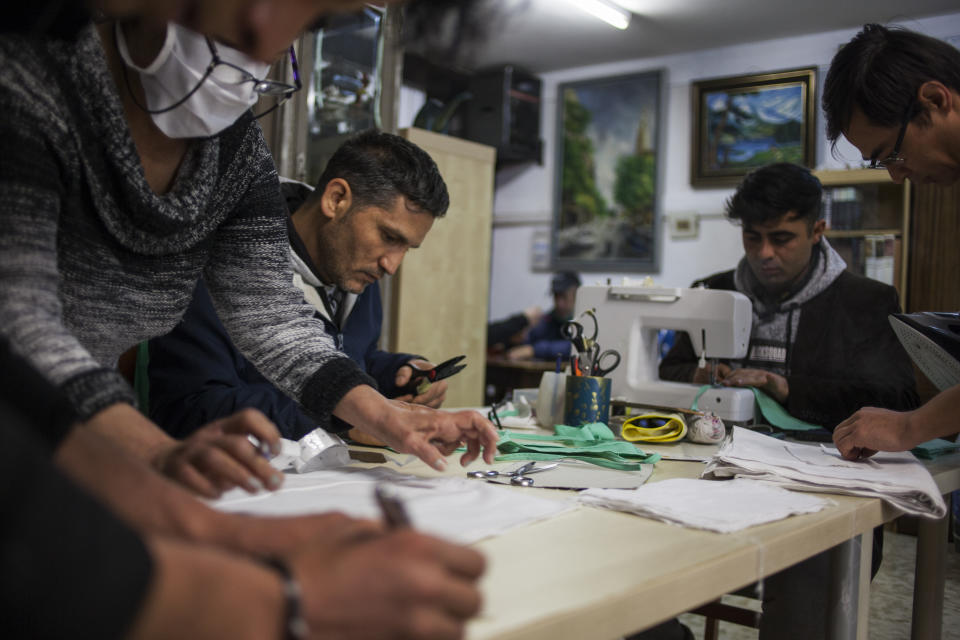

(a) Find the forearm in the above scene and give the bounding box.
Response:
[83,402,177,463]
[128,537,284,640]
[904,384,960,445]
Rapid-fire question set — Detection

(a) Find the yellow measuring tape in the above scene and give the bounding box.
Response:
[620,412,688,443]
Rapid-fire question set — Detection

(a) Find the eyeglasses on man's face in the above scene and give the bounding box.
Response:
[866,101,913,170]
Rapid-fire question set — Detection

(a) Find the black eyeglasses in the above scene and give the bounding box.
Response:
[867,100,913,170]
[123,37,301,120]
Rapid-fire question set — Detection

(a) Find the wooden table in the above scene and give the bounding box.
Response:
[347,441,959,639]
[460,449,959,640]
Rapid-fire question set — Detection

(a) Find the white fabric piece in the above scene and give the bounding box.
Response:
[213,466,575,544]
[579,478,827,533]
[268,430,351,473]
[702,426,946,519]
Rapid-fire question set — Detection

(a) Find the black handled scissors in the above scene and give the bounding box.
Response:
[588,345,621,378]
[561,309,599,353]
[398,355,467,396]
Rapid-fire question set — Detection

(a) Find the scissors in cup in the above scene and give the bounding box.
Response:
[397,354,466,396]
[588,345,621,377]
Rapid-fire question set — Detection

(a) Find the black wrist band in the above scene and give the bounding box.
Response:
[263,557,308,640]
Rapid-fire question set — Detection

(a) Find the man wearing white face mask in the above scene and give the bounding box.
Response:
[0,13,498,501]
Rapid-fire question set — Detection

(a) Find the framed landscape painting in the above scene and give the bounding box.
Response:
[691,67,816,187]
[553,70,663,272]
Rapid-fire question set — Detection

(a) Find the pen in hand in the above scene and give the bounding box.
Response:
[374,484,412,529]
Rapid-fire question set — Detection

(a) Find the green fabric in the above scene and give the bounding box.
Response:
[692,385,821,431]
[133,341,150,415]
[489,423,661,470]
[911,438,960,459]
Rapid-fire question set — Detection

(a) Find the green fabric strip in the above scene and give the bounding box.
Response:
[911,438,960,459]
[489,424,661,470]
[692,385,821,431]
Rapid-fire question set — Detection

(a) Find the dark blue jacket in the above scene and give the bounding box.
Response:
[147,182,416,439]
[526,310,572,360]
[148,278,415,439]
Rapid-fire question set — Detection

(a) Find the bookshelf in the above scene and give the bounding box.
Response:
[813,169,911,304]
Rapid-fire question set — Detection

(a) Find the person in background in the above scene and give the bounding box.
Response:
[506,271,581,361]
[486,306,543,354]
[147,130,451,441]
[660,162,918,431]
[822,23,960,459]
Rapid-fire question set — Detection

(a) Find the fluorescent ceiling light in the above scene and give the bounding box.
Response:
[571,0,632,30]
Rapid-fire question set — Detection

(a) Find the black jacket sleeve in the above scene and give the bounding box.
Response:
[786,275,919,429]
[148,280,318,439]
[0,338,152,639]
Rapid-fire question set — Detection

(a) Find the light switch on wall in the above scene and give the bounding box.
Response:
[668,212,699,239]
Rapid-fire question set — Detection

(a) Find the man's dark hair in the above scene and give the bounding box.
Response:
[550,271,581,296]
[725,163,822,230]
[823,24,960,148]
[314,129,449,218]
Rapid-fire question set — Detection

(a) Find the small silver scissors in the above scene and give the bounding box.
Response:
[466,461,559,486]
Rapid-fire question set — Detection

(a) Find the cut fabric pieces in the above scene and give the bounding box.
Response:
[580,478,828,533]
[493,423,661,470]
[703,426,946,518]
[213,466,574,544]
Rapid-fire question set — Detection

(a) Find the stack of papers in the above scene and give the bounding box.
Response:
[213,466,574,544]
[703,427,947,519]
[579,478,828,533]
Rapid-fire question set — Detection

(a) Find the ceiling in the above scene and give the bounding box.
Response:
[464,0,960,73]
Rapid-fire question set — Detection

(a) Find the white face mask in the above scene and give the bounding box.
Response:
[116,22,272,139]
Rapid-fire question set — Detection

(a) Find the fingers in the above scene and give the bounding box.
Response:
[218,408,281,455]
[167,458,223,499]
[401,433,449,471]
[395,365,414,387]
[460,438,481,467]
[413,381,447,409]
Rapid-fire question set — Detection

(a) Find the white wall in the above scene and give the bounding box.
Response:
[399,13,960,320]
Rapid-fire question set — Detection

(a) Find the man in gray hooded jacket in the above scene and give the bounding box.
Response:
[660,162,918,431]
[658,162,918,639]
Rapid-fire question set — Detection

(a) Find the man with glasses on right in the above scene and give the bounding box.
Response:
[823,23,960,459]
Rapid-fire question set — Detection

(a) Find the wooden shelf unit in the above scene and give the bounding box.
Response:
[813,169,911,304]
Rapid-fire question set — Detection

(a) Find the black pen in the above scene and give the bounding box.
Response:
[374,484,412,528]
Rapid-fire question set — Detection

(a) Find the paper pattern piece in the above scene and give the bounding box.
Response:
[212,467,575,544]
[702,427,946,518]
[580,477,827,533]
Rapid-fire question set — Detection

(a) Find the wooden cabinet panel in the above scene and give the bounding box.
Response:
[908,181,960,312]
[387,128,495,407]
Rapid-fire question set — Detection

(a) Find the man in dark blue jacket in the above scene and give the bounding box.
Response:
[505,271,580,361]
[147,130,450,439]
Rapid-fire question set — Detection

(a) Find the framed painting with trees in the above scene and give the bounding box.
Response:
[690,67,816,187]
[553,70,663,272]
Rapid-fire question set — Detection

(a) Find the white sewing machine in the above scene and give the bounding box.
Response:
[576,283,756,423]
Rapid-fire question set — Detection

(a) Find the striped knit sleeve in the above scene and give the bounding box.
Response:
[0,59,135,420]
[203,135,375,431]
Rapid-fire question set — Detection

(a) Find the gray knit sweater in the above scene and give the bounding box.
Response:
[0,26,373,426]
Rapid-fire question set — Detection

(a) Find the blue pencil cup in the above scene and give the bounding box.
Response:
[563,375,612,426]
